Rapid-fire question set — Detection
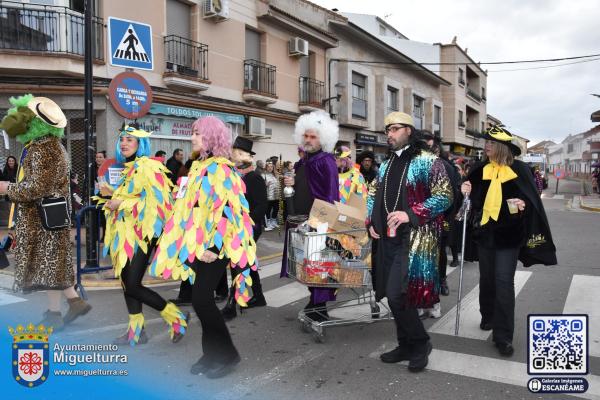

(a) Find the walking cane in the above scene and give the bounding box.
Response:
[454,194,470,336]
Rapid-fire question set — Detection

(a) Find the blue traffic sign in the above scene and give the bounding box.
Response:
[108,17,153,70]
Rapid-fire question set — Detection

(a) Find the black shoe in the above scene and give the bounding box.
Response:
[247,294,267,308]
[221,287,239,321]
[380,344,411,363]
[479,320,493,331]
[214,294,227,303]
[190,356,213,375]
[113,329,149,346]
[450,259,459,268]
[495,342,514,357]
[440,279,449,296]
[204,354,241,379]
[408,341,432,372]
[172,311,190,344]
[169,297,191,306]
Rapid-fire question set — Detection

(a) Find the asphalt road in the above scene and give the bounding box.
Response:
[1,186,599,400]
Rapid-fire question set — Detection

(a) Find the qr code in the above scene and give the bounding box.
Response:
[528,315,588,375]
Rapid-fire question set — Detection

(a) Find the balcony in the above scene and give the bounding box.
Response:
[0,1,104,61]
[465,127,481,137]
[163,35,210,91]
[458,78,465,86]
[458,121,466,129]
[466,87,482,103]
[242,59,277,104]
[298,76,324,112]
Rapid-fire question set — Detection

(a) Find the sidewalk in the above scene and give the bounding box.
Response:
[580,195,600,212]
[0,226,284,289]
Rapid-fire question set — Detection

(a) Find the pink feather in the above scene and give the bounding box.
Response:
[154,172,164,186]
[124,240,133,259]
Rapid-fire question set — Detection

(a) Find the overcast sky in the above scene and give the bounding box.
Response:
[312,0,600,145]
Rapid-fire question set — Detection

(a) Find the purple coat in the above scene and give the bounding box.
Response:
[281,151,339,303]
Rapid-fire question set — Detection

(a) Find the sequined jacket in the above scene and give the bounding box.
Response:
[368,150,453,307]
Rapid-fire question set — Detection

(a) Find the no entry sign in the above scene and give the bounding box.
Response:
[108,71,153,119]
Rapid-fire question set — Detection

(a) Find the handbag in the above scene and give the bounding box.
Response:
[37,196,71,231]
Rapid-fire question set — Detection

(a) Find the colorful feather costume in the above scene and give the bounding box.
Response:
[149,157,257,306]
[338,165,367,204]
[96,157,174,277]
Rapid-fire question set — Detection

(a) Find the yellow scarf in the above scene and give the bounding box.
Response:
[481,162,517,225]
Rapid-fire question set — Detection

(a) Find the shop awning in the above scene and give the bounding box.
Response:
[149,103,245,125]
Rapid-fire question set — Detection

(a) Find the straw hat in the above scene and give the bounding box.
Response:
[27,97,67,128]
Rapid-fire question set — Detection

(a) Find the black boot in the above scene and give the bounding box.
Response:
[221,286,238,321]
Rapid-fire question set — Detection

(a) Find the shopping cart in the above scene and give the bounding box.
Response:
[287,226,393,342]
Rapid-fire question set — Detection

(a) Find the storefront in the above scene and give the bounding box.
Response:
[354,132,389,164]
[135,103,245,158]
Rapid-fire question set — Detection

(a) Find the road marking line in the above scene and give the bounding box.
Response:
[429,270,532,339]
[369,346,600,399]
[563,275,600,357]
[264,281,309,308]
[0,291,26,306]
[213,349,324,400]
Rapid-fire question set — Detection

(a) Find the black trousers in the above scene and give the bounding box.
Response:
[381,239,430,347]
[477,245,519,344]
[190,257,239,362]
[439,234,448,281]
[120,244,167,314]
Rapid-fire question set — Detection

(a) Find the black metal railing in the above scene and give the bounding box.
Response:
[0,0,104,60]
[467,87,482,102]
[244,59,276,96]
[299,76,324,106]
[164,35,208,80]
[466,127,481,137]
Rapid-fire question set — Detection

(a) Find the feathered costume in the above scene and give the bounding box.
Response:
[368,151,452,308]
[95,126,187,346]
[339,165,367,204]
[98,157,174,276]
[149,157,257,306]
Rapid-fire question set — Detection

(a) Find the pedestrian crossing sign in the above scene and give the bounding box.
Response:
[108,17,153,70]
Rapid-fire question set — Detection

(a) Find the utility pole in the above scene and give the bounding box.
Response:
[84,0,98,268]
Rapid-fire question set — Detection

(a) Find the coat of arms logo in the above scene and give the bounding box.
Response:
[9,323,52,388]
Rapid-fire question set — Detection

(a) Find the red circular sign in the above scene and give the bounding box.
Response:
[554,169,565,179]
[108,71,153,119]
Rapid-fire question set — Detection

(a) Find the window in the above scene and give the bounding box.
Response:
[458,110,465,127]
[167,0,191,39]
[352,72,367,119]
[481,86,486,100]
[458,68,465,86]
[481,121,485,134]
[387,86,398,114]
[412,95,424,129]
[434,105,442,137]
[568,143,574,153]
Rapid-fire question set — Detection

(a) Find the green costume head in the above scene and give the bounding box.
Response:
[0,94,66,144]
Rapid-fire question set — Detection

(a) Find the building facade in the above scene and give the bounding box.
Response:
[438,40,487,159]
[326,13,449,163]
[0,0,341,180]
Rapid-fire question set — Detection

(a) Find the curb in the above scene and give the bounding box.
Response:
[0,252,284,289]
[580,203,600,212]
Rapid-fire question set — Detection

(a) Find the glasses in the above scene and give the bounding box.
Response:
[386,125,407,133]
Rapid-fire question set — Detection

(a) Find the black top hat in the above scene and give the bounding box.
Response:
[356,150,375,164]
[232,136,256,155]
[482,125,522,156]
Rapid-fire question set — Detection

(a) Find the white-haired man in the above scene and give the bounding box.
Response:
[280,111,339,321]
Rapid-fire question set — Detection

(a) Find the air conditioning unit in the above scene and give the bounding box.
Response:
[246,116,267,137]
[203,0,229,22]
[289,37,309,57]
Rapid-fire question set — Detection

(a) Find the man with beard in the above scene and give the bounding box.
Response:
[367,112,452,372]
[280,111,339,321]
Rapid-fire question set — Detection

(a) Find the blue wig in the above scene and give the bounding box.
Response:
[115,135,151,163]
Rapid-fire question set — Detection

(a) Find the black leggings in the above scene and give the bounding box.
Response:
[120,244,167,314]
[191,257,239,362]
[266,200,279,220]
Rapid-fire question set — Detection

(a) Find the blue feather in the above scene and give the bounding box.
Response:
[207,162,217,174]
[167,242,177,258]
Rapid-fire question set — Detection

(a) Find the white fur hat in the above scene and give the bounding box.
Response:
[293,111,339,153]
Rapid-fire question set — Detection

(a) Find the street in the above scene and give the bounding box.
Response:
[1,181,599,400]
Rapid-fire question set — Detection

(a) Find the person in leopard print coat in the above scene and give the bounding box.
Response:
[0,94,91,330]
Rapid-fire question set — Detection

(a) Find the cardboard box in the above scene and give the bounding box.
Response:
[308,193,367,237]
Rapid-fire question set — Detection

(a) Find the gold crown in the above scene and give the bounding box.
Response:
[8,323,53,343]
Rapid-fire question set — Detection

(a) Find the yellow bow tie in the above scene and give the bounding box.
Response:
[481,162,517,225]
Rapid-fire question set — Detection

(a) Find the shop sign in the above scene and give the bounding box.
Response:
[108,71,153,119]
[149,104,245,125]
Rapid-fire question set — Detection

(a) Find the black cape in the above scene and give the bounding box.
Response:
[464,160,557,267]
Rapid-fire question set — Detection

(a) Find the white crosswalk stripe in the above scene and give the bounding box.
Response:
[429,270,532,339]
[563,275,600,357]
